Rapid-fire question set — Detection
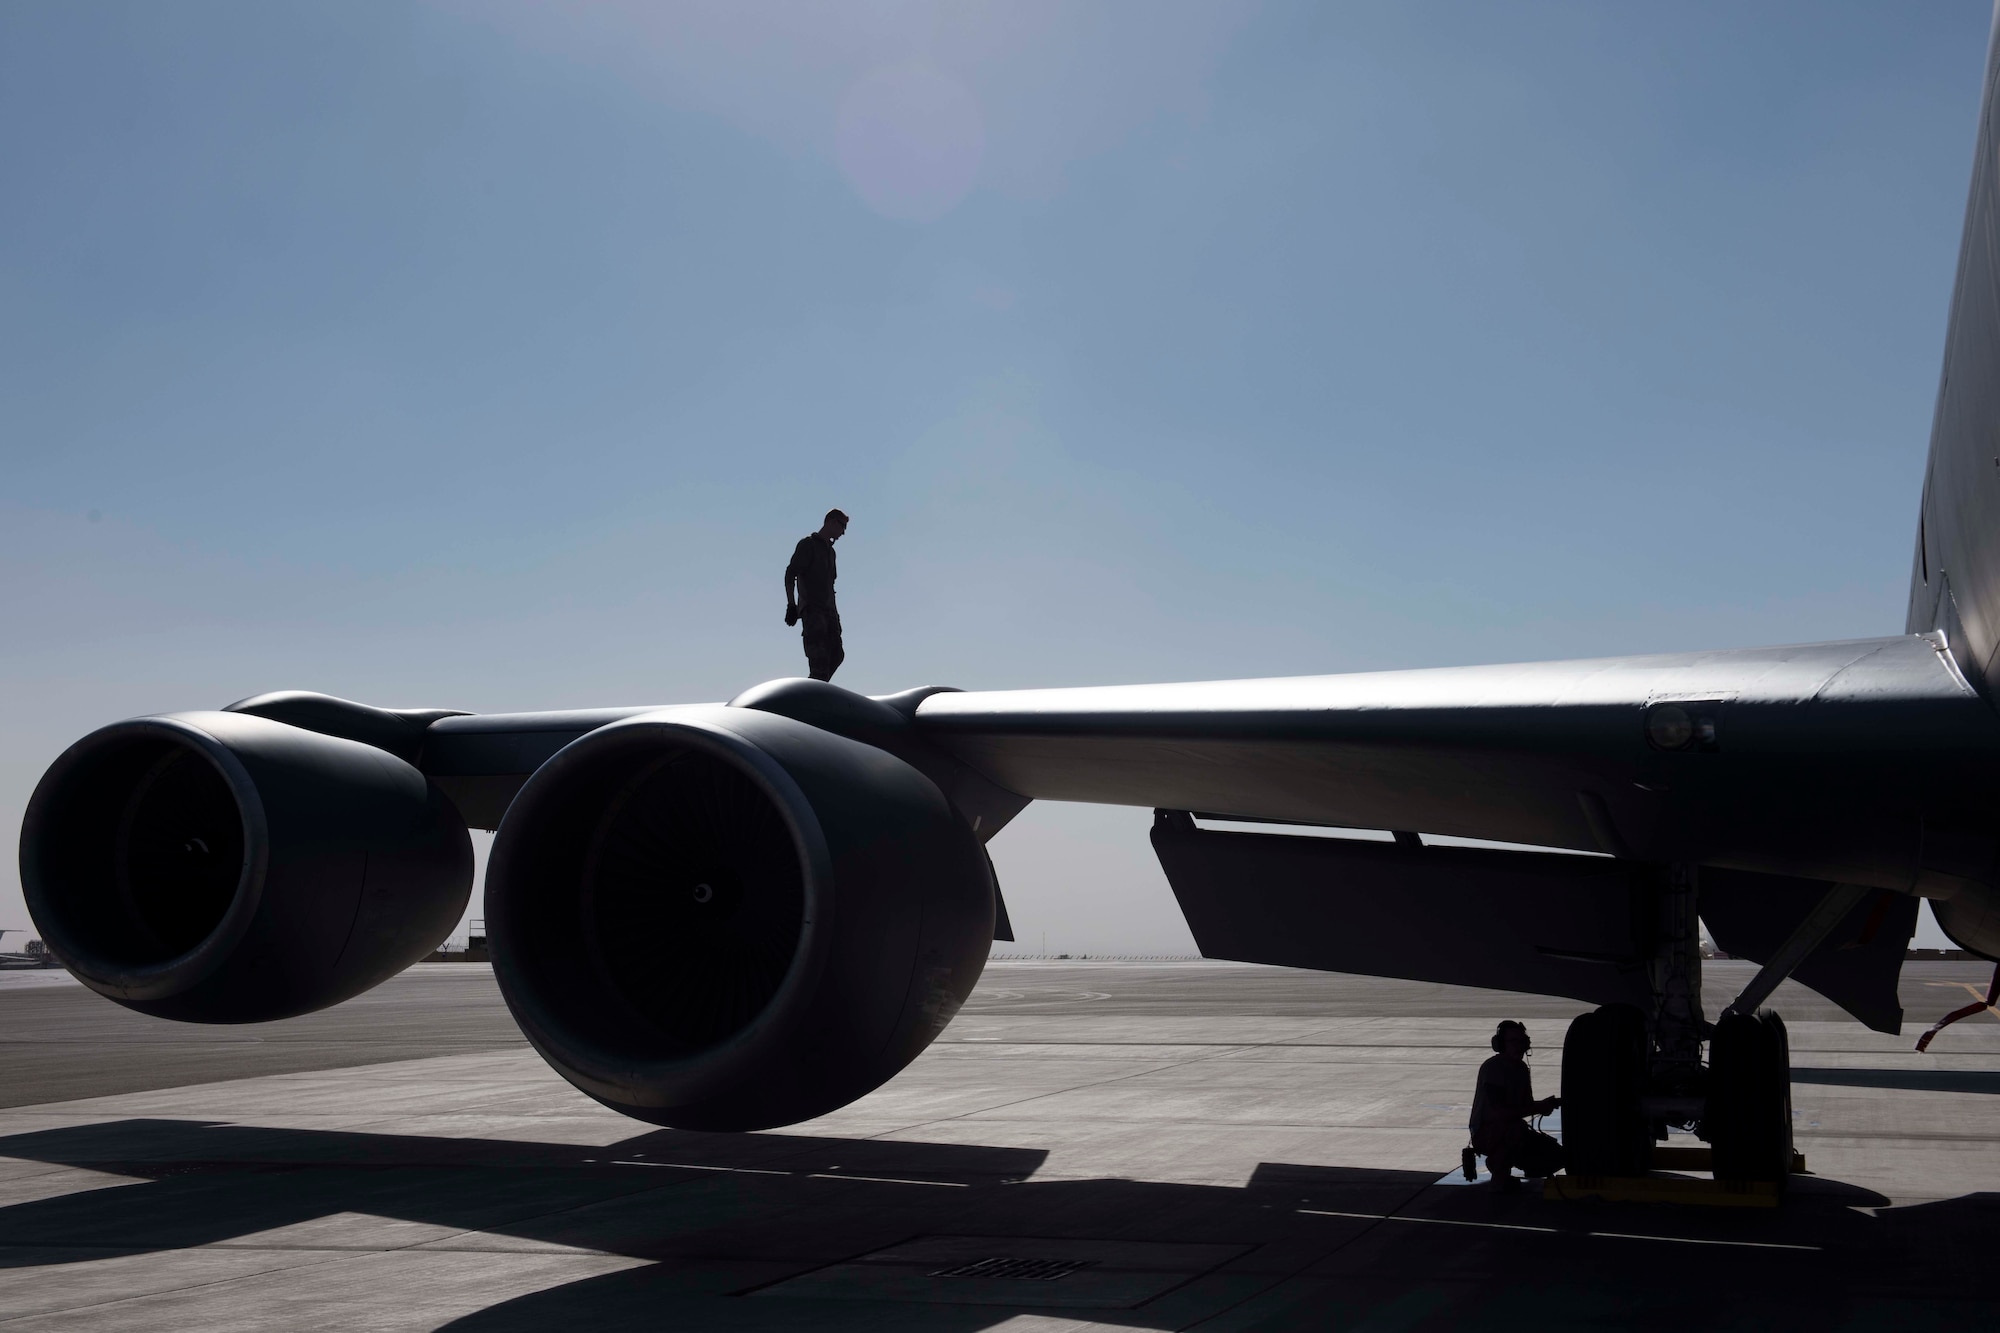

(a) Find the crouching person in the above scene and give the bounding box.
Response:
[1471,1020,1563,1188]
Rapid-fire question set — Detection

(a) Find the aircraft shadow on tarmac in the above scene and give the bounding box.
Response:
[1790,1066,2000,1095]
[0,1119,1994,1330]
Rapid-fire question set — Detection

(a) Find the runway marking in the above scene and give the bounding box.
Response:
[1931,980,2000,1017]
[959,990,1115,1012]
[605,1160,968,1188]
[1296,1209,1819,1250]
[610,1160,789,1175]
[1544,1227,1816,1251]
[807,1172,968,1188]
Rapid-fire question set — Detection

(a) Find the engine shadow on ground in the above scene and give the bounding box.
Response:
[0,1118,1992,1330]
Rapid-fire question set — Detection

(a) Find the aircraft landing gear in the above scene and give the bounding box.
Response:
[1706,1009,1793,1189]
[1558,864,1796,1194]
[1560,1003,1651,1176]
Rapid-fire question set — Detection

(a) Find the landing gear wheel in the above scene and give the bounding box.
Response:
[1560,1003,1650,1176]
[1706,1009,1792,1190]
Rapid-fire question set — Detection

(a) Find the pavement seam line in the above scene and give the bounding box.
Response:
[0,1246,369,1327]
[889,1017,1368,1139]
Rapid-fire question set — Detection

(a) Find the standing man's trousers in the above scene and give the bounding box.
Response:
[803,610,844,682]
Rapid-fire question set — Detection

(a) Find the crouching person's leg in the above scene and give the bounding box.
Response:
[1517,1128,1565,1180]
[1474,1122,1525,1187]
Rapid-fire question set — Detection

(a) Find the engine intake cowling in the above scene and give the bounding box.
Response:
[485,705,993,1131]
[1934,884,2000,961]
[19,712,472,1022]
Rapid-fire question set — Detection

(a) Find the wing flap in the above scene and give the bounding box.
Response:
[1151,812,1656,1010]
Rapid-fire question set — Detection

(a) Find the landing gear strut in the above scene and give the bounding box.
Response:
[1647,862,1705,1088]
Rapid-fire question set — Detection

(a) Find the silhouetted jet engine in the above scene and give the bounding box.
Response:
[1933,883,2000,961]
[19,713,472,1023]
[485,706,995,1132]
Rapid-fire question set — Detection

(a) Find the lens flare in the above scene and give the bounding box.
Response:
[836,65,984,223]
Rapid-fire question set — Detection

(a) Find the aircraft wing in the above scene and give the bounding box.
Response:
[240,628,1992,909]
[913,632,1996,898]
[192,631,1991,1035]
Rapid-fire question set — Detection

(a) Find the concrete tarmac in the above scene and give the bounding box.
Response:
[0,959,1996,1330]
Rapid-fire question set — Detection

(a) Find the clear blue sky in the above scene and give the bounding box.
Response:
[2,1,1989,952]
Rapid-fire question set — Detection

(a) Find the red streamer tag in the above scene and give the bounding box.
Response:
[1913,963,2000,1053]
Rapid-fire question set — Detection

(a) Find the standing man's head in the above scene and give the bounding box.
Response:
[819,508,849,542]
[1492,1020,1530,1061]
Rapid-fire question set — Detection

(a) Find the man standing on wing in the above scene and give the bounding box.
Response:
[785,509,849,682]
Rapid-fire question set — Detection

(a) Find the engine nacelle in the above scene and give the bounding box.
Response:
[485,705,994,1131]
[19,712,472,1022]
[1934,883,2000,961]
